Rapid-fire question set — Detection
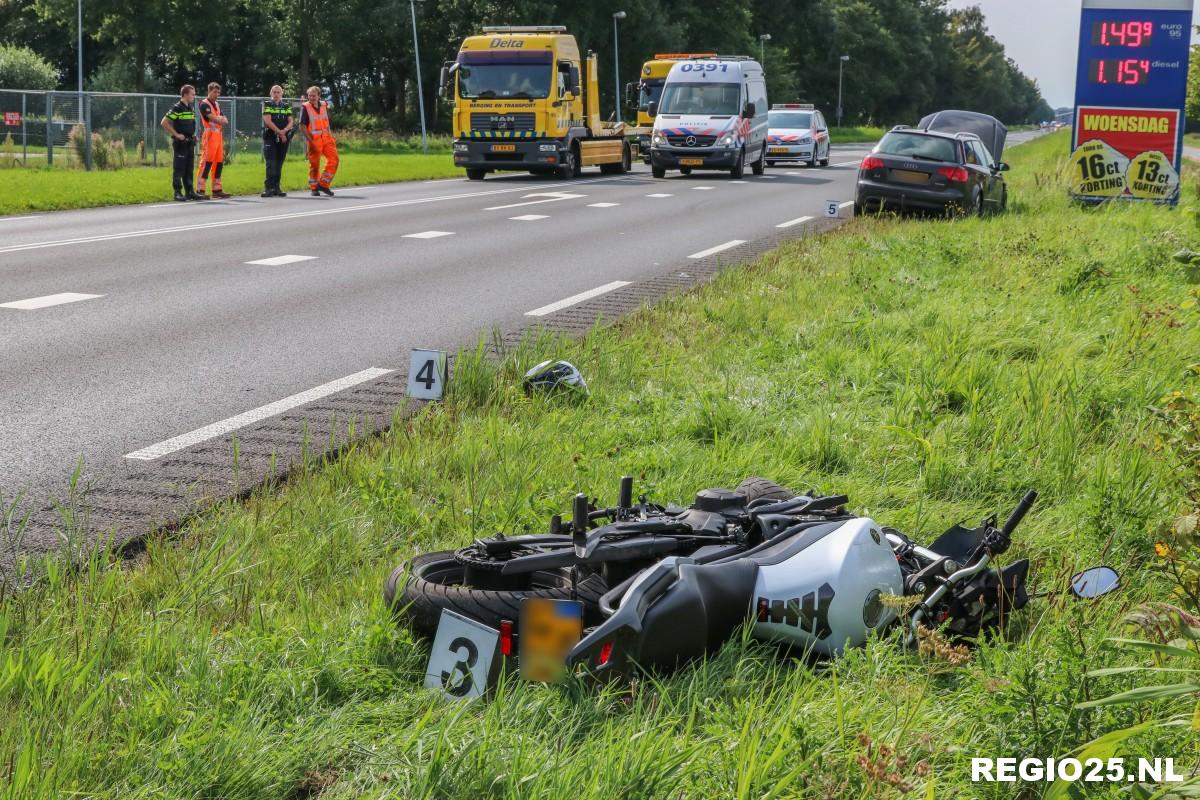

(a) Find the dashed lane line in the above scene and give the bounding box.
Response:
[588,202,620,208]
[0,292,104,310]
[244,254,317,266]
[525,280,631,317]
[775,215,814,229]
[403,230,455,239]
[510,214,549,221]
[688,239,746,259]
[484,192,585,211]
[646,193,673,198]
[124,367,395,460]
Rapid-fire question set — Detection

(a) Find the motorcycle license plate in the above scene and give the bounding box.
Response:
[491,144,517,152]
[769,147,790,154]
[519,599,583,682]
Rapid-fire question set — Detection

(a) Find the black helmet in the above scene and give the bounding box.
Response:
[523,359,588,396]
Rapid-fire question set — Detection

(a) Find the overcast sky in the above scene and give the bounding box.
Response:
[946,0,1199,108]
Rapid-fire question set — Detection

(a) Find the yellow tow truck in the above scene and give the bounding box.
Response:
[626,53,716,163]
[440,25,633,180]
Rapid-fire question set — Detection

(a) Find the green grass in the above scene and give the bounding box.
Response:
[3,131,1199,798]
[1185,132,1200,150]
[0,152,462,215]
[829,125,885,143]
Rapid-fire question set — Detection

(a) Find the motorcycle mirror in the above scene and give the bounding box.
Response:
[1069,566,1120,600]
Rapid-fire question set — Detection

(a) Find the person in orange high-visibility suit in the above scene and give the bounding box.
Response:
[194,82,231,199]
[301,85,339,197]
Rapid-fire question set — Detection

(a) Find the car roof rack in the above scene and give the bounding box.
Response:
[481,25,567,33]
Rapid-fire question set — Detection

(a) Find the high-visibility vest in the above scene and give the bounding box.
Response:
[303,101,331,138]
[201,99,223,133]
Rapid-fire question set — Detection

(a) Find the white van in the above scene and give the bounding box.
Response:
[647,56,769,179]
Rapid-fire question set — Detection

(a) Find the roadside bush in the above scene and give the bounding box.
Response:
[0,132,18,167]
[0,44,57,90]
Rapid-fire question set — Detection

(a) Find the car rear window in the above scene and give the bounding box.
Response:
[876,132,959,163]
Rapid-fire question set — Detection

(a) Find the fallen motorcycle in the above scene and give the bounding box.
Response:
[385,476,1116,677]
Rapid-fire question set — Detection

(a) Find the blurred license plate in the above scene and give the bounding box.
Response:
[892,169,929,185]
[679,158,704,165]
[519,599,582,682]
[491,144,516,152]
[769,147,790,154]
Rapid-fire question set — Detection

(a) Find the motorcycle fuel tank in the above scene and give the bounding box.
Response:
[751,518,903,656]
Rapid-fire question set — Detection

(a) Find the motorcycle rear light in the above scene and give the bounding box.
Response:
[756,597,769,622]
[499,619,513,657]
[937,166,969,183]
[860,156,885,171]
[598,641,614,666]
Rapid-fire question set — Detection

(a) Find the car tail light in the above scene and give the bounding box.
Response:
[937,166,969,183]
[597,641,614,666]
[860,156,885,171]
[499,619,513,656]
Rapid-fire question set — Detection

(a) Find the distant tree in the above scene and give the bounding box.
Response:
[0,43,57,89]
[1187,39,1200,128]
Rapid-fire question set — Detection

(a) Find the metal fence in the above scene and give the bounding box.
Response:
[0,89,308,170]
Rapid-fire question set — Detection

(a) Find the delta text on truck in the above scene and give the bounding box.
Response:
[441,25,634,180]
[626,53,717,164]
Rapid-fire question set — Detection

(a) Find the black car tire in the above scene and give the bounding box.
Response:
[766,160,776,167]
[751,144,766,175]
[730,147,746,179]
[465,168,486,181]
[652,165,667,179]
[680,166,692,175]
[385,551,609,636]
[736,476,796,504]
[975,190,985,218]
[1000,185,1008,212]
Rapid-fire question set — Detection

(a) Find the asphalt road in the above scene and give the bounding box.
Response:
[1,145,875,521]
[1,131,1049,556]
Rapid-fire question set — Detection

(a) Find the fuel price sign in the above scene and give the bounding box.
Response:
[1071,0,1193,204]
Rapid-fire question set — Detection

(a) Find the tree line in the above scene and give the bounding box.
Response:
[1,0,1055,128]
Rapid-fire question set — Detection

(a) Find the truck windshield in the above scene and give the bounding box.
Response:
[638,80,664,110]
[658,82,740,116]
[457,51,553,99]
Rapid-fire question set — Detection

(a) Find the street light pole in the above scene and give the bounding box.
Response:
[758,33,771,65]
[612,11,626,122]
[837,54,849,128]
[76,0,83,94]
[409,0,428,154]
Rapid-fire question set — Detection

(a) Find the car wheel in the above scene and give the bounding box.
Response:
[465,168,486,181]
[974,190,984,218]
[750,144,766,175]
[730,147,746,179]
[766,160,776,167]
[1000,185,1008,212]
[652,165,667,179]
[680,166,692,175]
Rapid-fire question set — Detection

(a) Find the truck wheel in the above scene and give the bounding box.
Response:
[750,144,766,175]
[557,147,579,179]
[652,165,667,179]
[621,142,632,173]
[730,148,745,179]
[465,168,486,181]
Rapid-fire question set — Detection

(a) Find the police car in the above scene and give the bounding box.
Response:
[766,104,830,168]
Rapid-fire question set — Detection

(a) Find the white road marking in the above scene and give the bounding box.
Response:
[510,214,548,221]
[757,175,778,179]
[691,186,714,191]
[124,367,395,460]
[0,216,35,222]
[729,181,746,185]
[403,230,455,239]
[0,292,104,310]
[839,201,855,208]
[834,161,862,167]
[244,254,317,266]
[688,239,746,259]
[776,215,814,229]
[525,280,631,317]
[0,179,620,256]
[646,193,673,198]
[484,191,584,211]
[785,171,804,176]
[588,202,619,208]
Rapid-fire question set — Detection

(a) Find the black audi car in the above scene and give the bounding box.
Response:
[854,126,1009,216]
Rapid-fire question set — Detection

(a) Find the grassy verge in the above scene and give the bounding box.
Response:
[0,151,461,215]
[830,125,885,143]
[3,131,1199,798]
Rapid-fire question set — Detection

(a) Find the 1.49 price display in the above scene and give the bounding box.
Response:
[1089,58,1151,86]
[1091,20,1154,48]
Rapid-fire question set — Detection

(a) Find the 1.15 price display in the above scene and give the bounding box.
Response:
[1091,20,1154,47]
[1089,58,1151,86]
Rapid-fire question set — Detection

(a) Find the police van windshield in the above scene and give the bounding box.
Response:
[638,80,664,110]
[658,82,741,116]
[457,51,552,99]
[769,111,812,129]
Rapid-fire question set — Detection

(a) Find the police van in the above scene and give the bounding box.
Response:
[647,56,769,179]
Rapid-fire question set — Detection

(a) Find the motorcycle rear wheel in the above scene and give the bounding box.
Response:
[736,476,796,504]
[385,550,608,636]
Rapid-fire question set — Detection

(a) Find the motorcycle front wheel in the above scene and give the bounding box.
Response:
[385,551,609,636]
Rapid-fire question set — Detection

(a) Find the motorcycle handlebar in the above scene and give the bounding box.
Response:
[1001,490,1038,537]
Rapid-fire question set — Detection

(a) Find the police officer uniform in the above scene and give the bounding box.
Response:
[164,99,197,199]
[262,98,294,196]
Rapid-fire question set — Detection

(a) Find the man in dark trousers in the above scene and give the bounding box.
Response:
[159,84,201,201]
[261,84,294,197]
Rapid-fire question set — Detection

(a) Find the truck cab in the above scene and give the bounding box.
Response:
[647,56,769,179]
[442,25,631,180]
[627,54,716,164]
